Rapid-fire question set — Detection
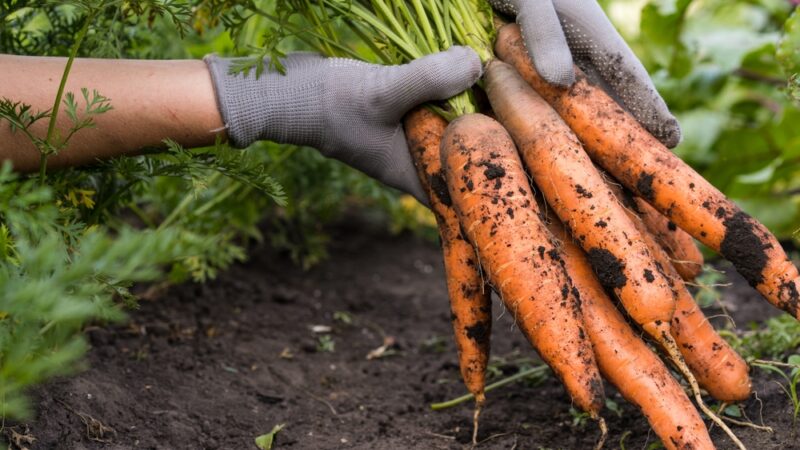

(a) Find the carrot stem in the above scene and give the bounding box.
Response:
[429,365,549,410]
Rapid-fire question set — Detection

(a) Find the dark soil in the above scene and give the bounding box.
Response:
[10,221,800,449]
[586,248,628,289]
[720,211,769,289]
[636,172,655,202]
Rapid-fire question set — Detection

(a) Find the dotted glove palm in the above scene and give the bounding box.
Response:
[490,0,681,147]
[204,47,482,204]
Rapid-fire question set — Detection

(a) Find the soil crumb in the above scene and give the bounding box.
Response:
[477,161,505,180]
[586,248,627,289]
[429,171,452,207]
[720,211,769,288]
[636,172,655,201]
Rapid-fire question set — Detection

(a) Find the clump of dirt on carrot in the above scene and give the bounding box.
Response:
[440,112,604,419]
[481,57,746,447]
[606,182,752,403]
[543,210,714,450]
[495,23,800,321]
[483,60,677,341]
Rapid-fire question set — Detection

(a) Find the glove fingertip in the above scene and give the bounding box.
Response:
[445,45,484,85]
[535,56,575,87]
[657,116,682,149]
[520,27,575,87]
[536,66,575,87]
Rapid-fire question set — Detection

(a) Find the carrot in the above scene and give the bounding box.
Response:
[545,213,714,450]
[484,59,675,340]
[481,59,742,445]
[495,23,800,321]
[634,197,704,281]
[608,185,751,402]
[404,108,492,428]
[440,113,604,419]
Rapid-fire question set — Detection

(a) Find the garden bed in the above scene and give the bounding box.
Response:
[11,220,798,449]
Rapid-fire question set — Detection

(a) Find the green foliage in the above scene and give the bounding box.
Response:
[316,334,336,352]
[254,423,285,450]
[0,1,428,422]
[723,313,800,359]
[610,0,800,237]
[0,161,234,418]
[0,1,289,421]
[751,356,800,423]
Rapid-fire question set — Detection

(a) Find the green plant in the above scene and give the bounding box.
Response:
[611,0,800,238]
[0,1,287,421]
[751,356,800,424]
[255,423,285,450]
[722,313,800,359]
[316,334,336,353]
[0,0,441,422]
[429,364,550,410]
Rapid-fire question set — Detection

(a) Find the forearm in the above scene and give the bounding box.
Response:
[0,55,225,171]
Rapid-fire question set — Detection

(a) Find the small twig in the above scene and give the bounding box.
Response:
[423,431,456,440]
[430,365,549,410]
[721,415,774,432]
[306,390,338,416]
[55,399,116,443]
[753,359,799,369]
[477,431,514,445]
[752,390,768,430]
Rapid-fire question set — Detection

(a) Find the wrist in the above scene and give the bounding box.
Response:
[203,54,325,149]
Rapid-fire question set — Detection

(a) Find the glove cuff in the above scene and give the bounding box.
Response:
[203,55,325,149]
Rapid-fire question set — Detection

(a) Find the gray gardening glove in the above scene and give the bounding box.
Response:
[490,0,681,147]
[204,47,482,204]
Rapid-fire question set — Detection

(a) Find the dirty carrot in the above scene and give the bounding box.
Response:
[610,187,751,402]
[404,108,492,433]
[495,23,800,321]
[545,213,714,450]
[440,113,604,419]
[634,197,704,280]
[484,59,675,340]
[481,56,741,445]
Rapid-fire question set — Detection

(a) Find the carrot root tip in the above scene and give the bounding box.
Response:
[593,417,608,450]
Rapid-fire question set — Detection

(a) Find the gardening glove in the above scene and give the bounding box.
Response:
[489,0,681,147]
[204,47,482,204]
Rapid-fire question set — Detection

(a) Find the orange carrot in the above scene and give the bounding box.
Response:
[545,213,714,450]
[440,113,604,418]
[608,185,751,402]
[484,59,675,341]
[481,58,742,446]
[404,108,492,410]
[496,23,800,321]
[634,197,704,280]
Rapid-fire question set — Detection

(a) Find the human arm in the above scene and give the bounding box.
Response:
[0,55,225,171]
[1,48,481,203]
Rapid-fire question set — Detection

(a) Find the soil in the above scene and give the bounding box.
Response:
[8,219,800,449]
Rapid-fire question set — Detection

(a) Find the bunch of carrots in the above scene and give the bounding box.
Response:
[274,2,800,448]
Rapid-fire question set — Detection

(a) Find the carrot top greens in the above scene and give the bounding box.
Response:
[249,0,495,120]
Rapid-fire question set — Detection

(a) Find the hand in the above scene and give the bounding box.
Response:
[204,47,482,203]
[490,0,681,147]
